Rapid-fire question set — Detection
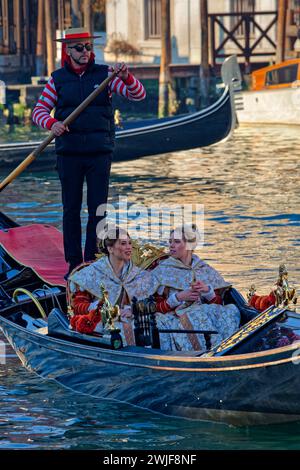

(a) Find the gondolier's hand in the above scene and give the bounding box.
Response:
[176,289,200,302]
[114,62,129,81]
[51,121,69,136]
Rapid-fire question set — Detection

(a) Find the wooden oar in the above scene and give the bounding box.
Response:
[0,70,118,193]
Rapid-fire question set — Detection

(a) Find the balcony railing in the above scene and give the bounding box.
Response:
[208,11,278,67]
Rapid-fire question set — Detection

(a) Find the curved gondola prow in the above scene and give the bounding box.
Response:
[220,55,242,136]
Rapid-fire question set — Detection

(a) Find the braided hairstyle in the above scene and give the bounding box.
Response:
[97,226,130,256]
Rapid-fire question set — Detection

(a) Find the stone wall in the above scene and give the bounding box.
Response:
[104,0,201,65]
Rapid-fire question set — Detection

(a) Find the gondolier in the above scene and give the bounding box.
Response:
[32,27,146,279]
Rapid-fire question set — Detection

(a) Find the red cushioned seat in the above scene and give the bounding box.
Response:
[0,224,68,286]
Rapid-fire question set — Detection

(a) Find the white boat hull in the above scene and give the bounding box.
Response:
[237,87,300,125]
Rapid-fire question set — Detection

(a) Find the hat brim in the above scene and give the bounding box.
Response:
[54,35,102,43]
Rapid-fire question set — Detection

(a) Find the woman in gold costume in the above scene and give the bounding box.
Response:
[150,225,241,351]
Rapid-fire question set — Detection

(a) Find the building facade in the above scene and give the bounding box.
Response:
[105,0,201,65]
[0,0,105,84]
[1,0,300,86]
[104,0,281,70]
[0,0,38,83]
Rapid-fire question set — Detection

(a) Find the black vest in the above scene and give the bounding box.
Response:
[51,61,115,155]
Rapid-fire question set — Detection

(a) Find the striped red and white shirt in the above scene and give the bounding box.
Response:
[32,67,146,130]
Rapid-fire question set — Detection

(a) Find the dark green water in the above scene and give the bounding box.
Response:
[1,125,300,449]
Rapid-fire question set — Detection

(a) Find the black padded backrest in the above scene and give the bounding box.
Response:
[223,287,258,325]
[48,308,70,333]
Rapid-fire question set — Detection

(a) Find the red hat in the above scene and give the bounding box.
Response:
[54,27,102,43]
[55,27,99,67]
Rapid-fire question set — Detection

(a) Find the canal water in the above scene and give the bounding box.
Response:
[1,124,300,449]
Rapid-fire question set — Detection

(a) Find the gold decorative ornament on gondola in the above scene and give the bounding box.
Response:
[247,264,298,311]
[274,264,297,309]
[95,239,167,270]
[114,109,123,128]
[99,284,120,331]
[206,265,299,357]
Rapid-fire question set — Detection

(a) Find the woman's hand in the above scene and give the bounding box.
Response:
[176,289,200,303]
[51,121,69,136]
[191,280,210,294]
[114,62,129,80]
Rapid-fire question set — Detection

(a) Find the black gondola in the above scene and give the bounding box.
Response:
[0,57,240,170]
[1,211,300,426]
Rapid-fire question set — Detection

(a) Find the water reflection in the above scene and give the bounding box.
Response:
[1,360,300,450]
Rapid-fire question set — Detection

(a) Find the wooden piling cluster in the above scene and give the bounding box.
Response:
[0,0,94,77]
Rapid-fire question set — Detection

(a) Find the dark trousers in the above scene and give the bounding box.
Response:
[56,153,112,266]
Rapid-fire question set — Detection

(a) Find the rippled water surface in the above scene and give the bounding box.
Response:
[1,124,300,449]
[2,357,300,450]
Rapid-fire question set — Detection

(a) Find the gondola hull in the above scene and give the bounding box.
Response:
[1,313,300,426]
[1,210,300,426]
[0,87,233,170]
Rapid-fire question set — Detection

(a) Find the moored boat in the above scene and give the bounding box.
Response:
[1,211,300,426]
[0,56,240,171]
[236,58,300,125]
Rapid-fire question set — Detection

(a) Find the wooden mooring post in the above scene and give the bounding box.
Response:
[36,0,45,76]
[158,0,171,118]
[200,0,210,108]
[45,0,55,75]
[277,0,288,63]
